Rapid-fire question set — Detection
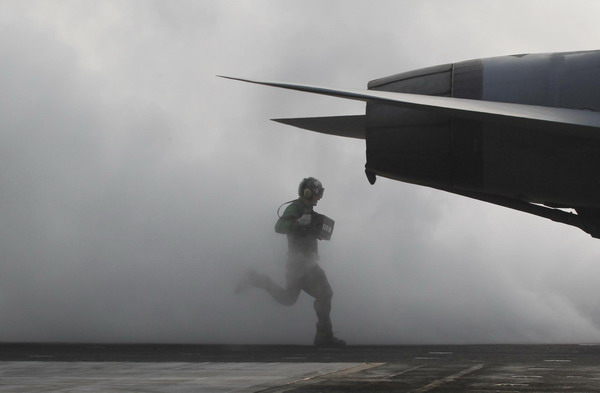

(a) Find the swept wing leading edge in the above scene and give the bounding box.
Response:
[219,76,600,138]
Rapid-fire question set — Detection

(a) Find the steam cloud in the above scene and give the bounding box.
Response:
[1,0,600,344]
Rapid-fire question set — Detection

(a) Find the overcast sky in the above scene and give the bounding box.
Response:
[3,0,600,344]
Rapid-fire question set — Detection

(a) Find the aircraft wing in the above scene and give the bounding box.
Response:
[273,115,366,139]
[219,76,600,139]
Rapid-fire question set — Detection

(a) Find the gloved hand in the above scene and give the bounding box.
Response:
[297,213,312,226]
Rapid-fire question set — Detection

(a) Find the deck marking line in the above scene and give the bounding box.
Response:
[252,362,385,393]
[385,364,427,379]
[411,363,484,393]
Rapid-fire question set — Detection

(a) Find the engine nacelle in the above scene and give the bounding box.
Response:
[365,51,600,209]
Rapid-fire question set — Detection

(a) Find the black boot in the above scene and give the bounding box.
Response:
[314,322,346,347]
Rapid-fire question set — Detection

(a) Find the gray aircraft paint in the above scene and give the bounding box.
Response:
[479,52,600,209]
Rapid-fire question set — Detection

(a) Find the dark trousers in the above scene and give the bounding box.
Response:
[260,253,333,333]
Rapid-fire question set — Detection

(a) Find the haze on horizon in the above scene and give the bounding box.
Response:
[2,0,600,345]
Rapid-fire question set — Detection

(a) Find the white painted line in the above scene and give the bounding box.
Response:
[384,365,426,379]
[495,382,529,387]
[249,363,385,393]
[411,364,484,393]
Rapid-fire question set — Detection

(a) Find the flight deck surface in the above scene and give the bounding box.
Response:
[1,343,599,392]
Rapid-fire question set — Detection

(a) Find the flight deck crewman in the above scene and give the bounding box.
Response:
[236,177,345,347]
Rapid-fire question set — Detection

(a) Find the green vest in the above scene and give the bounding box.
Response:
[274,198,318,255]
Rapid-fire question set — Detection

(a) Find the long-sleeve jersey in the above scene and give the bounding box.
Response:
[274,198,318,255]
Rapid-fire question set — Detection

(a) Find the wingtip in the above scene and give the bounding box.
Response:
[217,75,255,83]
[216,75,236,81]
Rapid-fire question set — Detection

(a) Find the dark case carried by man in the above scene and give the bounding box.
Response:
[311,212,334,240]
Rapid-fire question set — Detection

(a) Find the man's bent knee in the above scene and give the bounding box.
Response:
[279,296,299,306]
[316,288,332,304]
[268,287,301,306]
